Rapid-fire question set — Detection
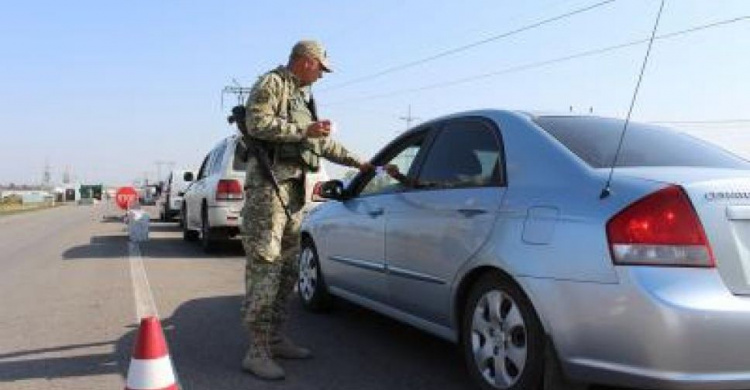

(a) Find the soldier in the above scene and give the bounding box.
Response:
[240,40,372,380]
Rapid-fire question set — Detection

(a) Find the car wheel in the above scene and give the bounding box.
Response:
[182,206,198,242]
[461,272,544,390]
[201,207,217,253]
[297,238,331,311]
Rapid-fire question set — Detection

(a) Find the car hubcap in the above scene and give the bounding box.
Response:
[298,247,318,301]
[471,290,527,389]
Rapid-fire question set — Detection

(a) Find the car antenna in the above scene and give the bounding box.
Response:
[600,0,665,199]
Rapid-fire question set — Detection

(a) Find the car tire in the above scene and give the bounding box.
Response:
[201,207,218,253]
[461,272,545,390]
[297,238,332,311]
[182,206,199,242]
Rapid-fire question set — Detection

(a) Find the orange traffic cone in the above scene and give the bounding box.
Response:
[125,316,179,390]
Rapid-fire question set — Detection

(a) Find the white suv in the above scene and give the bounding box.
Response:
[183,134,328,252]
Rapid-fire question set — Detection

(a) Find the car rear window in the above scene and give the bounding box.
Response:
[534,116,750,169]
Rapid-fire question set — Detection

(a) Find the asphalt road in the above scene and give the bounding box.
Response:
[0,201,638,390]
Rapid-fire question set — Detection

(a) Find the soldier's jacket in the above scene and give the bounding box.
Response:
[244,66,361,187]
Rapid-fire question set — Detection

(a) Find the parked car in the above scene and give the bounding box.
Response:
[157,169,194,222]
[138,185,160,206]
[183,134,328,252]
[299,110,750,390]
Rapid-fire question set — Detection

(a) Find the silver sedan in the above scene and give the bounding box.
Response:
[298,110,750,390]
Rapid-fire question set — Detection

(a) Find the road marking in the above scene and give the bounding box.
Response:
[128,242,159,321]
[127,241,184,389]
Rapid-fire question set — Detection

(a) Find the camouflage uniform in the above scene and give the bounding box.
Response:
[240,65,361,360]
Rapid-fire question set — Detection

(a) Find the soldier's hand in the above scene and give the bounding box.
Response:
[358,162,375,173]
[384,164,400,177]
[306,120,331,138]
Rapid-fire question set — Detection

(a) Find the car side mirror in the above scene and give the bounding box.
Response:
[183,172,194,182]
[314,180,345,201]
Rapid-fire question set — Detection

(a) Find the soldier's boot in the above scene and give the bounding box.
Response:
[270,335,313,359]
[242,350,285,380]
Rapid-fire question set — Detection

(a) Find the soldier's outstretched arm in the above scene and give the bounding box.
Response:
[319,137,364,168]
[245,75,306,143]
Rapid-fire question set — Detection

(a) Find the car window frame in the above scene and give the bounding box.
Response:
[196,153,212,181]
[210,141,227,176]
[411,116,507,190]
[347,127,437,198]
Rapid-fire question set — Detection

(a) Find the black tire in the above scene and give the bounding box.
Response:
[297,238,332,311]
[162,205,172,222]
[200,207,218,253]
[182,206,199,242]
[461,272,545,390]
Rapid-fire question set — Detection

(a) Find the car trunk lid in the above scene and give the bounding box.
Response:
[614,167,750,295]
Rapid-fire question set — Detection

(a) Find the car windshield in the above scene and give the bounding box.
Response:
[534,116,750,169]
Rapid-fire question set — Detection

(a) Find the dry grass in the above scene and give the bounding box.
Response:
[0,202,60,216]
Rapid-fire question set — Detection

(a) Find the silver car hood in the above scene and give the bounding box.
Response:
[607,166,750,296]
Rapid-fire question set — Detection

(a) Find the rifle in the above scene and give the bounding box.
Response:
[228,105,292,219]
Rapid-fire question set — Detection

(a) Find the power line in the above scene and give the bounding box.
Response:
[321,0,617,92]
[324,15,749,106]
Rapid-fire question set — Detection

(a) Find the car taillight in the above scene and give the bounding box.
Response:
[216,179,243,201]
[606,185,714,267]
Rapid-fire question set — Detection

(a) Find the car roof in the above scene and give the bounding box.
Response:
[400,109,600,135]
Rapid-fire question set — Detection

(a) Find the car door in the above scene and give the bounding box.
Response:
[321,129,432,305]
[187,150,215,229]
[385,117,507,326]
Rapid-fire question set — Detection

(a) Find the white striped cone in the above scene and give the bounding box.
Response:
[125,316,178,390]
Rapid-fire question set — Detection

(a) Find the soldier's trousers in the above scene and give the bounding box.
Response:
[240,179,305,358]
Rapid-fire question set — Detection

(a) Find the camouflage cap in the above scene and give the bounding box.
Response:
[291,40,332,72]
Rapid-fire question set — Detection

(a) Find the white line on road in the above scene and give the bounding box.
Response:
[128,241,159,322]
[127,240,184,389]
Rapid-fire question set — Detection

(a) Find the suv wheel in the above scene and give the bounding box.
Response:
[297,238,331,311]
[182,206,199,242]
[461,273,544,390]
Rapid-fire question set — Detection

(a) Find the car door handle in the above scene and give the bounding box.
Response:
[368,208,384,217]
[458,208,487,218]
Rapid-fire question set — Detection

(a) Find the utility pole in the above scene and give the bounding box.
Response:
[42,158,51,189]
[398,105,419,133]
[155,160,175,183]
[63,166,71,184]
[222,79,252,109]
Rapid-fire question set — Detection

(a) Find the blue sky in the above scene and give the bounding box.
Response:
[1,0,748,185]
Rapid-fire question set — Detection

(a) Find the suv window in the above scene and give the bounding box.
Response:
[197,154,210,180]
[359,132,426,196]
[535,116,750,169]
[209,143,226,175]
[233,139,249,172]
[416,120,503,188]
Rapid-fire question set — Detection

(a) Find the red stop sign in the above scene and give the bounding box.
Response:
[115,187,138,210]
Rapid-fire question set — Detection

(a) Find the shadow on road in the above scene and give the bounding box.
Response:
[62,234,129,260]
[113,295,476,390]
[0,337,133,383]
[61,230,244,261]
